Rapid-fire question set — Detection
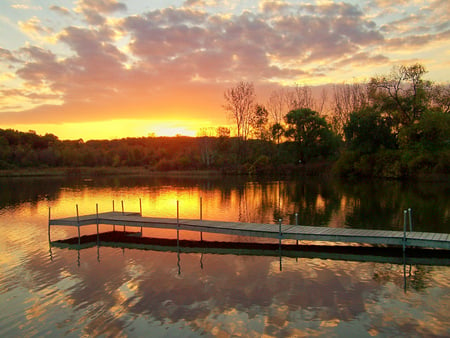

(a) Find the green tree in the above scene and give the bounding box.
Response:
[344,109,397,154]
[284,108,338,163]
[250,104,269,141]
[368,63,431,126]
[399,110,450,152]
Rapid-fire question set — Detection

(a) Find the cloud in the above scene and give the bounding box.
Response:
[75,0,127,25]
[0,47,21,63]
[1,0,449,130]
[18,16,53,35]
[11,4,42,10]
[49,5,71,16]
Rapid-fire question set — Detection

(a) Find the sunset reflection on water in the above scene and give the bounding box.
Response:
[0,175,449,337]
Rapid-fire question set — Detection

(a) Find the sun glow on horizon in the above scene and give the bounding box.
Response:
[2,119,222,141]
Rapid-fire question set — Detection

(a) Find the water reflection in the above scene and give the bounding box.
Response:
[1,175,449,232]
[0,175,449,336]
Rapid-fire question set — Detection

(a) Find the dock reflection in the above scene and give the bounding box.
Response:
[50,231,450,269]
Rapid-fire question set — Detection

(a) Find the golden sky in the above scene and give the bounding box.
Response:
[0,0,449,139]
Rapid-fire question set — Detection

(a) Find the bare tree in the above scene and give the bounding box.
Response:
[429,83,450,114]
[332,81,369,136]
[266,88,289,124]
[286,84,315,111]
[223,81,256,141]
[197,127,216,167]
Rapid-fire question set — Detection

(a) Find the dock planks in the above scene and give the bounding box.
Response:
[49,211,450,250]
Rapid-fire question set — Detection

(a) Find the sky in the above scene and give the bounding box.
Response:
[0,0,449,140]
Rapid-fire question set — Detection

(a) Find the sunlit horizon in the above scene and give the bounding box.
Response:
[5,118,230,141]
[0,0,448,140]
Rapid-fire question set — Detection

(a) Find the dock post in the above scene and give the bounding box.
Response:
[48,207,51,243]
[200,197,203,241]
[403,210,407,253]
[278,218,282,271]
[278,218,282,244]
[121,200,125,232]
[139,198,143,235]
[177,200,180,245]
[76,204,80,246]
[112,200,115,231]
[408,208,413,232]
[96,203,99,245]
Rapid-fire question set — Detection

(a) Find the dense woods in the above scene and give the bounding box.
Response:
[1,64,449,178]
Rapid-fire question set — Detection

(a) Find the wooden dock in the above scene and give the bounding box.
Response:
[49,211,450,250]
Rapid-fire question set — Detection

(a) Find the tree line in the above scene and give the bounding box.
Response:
[223,63,449,178]
[0,63,448,178]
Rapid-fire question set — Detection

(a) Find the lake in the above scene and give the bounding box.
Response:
[0,175,449,337]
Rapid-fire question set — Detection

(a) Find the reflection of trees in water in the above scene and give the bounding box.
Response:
[1,175,448,232]
[336,180,403,230]
[0,177,64,209]
[280,178,342,226]
[372,264,433,292]
[336,179,450,232]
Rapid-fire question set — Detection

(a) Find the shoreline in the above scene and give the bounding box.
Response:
[0,166,448,181]
[0,167,223,178]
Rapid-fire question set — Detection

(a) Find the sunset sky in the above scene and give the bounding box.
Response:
[0,0,449,140]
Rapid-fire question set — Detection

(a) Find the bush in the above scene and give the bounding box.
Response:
[332,151,360,176]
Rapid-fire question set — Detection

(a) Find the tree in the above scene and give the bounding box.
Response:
[267,88,289,125]
[368,63,431,126]
[250,104,269,141]
[429,83,450,114]
[270,123,284,145]
[332,82,369,137]
[344,109,397,154]
[399,111,450,152]
[284,108,338,163]
[223,81,256,141]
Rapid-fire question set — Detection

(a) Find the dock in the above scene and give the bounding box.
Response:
[49,210,450,250]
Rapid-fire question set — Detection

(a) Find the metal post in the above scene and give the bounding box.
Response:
[200,197,203,241]
[408,208,413,232]
[177,200,180,245]
[122,200,125,232]
[295,213,298,225]
[278,218,282,272]
[76,204,80,246]
[140,198,143,235]
[278,218,282,246]
[96,203,99,245]
[112,201,115,231]
[48,207,51,243]
[403,210,407,253]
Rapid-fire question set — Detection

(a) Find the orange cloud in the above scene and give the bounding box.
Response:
[0,0,449,139]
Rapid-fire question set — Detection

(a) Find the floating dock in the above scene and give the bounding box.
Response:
[49,210,450,250]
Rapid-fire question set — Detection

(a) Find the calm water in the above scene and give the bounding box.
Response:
[0,175,449,337]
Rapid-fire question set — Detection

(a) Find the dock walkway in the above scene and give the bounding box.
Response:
[49,211,450,250]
